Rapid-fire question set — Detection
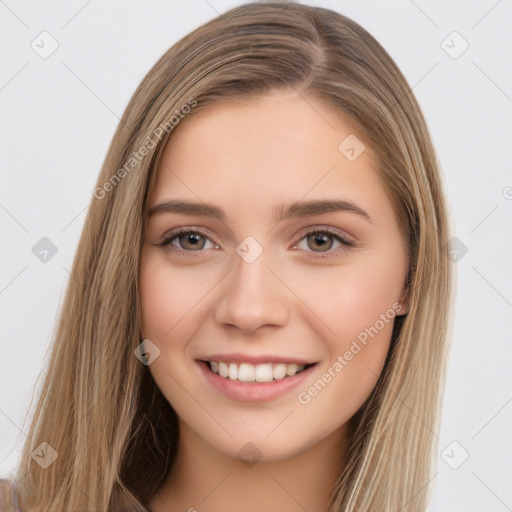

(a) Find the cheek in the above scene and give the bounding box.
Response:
[288,249,403,408]
[293,265,399,422]
[139,252,209,403]
[139,252,206,340]
[289,251,403,343]
[139,256,174,338]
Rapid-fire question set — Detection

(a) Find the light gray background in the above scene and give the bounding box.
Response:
[1,1,511,510]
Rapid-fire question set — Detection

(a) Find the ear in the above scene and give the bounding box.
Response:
[396,302,409,316]
[397,287,410,316]
[396,264,412,316]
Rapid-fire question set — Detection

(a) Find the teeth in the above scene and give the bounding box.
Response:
[273,363,287,380]
[255,363,273,382]
[286,363,299,376]
[218,361,229,378]
[228,362,238,380]
[238,363,255,381]
[208,361,308,382]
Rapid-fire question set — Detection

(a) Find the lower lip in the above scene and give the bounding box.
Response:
[197,361,317,403]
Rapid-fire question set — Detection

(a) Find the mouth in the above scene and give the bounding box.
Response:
[197,358,318,402]
[198,360,317,383]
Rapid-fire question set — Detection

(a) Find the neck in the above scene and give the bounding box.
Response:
[148,421,350,512]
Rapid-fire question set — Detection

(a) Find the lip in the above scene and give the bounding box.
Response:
[197,360,318,403]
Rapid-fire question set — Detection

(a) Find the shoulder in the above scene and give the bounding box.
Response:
[0,478,22,512]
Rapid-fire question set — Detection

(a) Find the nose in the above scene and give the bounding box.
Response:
[214,249,290,334]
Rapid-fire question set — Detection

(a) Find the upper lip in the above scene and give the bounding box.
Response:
[197,353,317,365]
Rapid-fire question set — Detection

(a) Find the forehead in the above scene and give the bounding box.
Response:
[150,91,394,228]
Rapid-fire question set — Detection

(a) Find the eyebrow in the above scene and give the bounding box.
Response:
[148,198,373,224]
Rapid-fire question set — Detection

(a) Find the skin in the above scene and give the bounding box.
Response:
[140,89,409,512]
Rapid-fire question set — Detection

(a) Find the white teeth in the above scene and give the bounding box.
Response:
[255,363,273,382]
[286,363,299,376]
[273,363,287,380]
[238,363,255,381]
[228,362,238,380]
[218,361,229,378]
[208,361,309,381]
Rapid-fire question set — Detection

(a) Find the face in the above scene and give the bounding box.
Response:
[139,90,409,461]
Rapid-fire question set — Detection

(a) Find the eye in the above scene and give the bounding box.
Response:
[293,228,354,257]
[155,226,354,258]
[156,228,218,253]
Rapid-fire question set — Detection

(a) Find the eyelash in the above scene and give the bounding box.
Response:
[156,226,355,259]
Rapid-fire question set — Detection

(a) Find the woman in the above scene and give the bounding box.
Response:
[2,2,454,511]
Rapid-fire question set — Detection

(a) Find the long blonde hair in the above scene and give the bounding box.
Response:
[14,2,454,510]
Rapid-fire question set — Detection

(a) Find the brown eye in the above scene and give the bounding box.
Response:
[307,232,334,252]
[293,228,354,258]
[157,229,217,253]
[177,233,207,250]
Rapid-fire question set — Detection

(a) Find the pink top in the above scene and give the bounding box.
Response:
[0,479,22,512]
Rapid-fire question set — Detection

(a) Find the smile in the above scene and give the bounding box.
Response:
[207,361,314,382]
[197,359,318,402]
